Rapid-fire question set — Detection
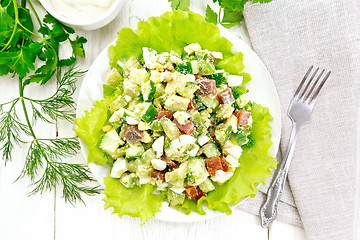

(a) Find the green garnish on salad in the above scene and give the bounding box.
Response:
[74,11,277,224]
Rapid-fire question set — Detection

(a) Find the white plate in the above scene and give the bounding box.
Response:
[76,27,281,223]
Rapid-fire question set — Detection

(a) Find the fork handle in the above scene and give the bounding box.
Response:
[260,123,300,228]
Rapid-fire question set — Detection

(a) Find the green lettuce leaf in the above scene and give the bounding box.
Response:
[74,96,115,166]
[103,176,164,224]
[75,10,276,222]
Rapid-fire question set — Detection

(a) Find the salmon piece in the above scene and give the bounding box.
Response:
[185,186,206,202]
[161,154,178,168]
[187,98,198,113]
[196,78,217,97]
[156,110,174,120]
[173,118,195,135]
[205,157,223,177]
[234,110,251,126]
[220,156,229,172]
[218,88,235,105]
[120,125,144,144]
[151,170,165,182]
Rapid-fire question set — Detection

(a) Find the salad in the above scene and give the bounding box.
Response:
[75,11,276,224]
[101,43,253,205]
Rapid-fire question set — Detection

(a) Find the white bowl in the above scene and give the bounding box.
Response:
[39,0,124,30]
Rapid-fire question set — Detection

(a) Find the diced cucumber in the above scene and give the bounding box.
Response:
[164,95,190,112]
[141,80,156,102]
[166,189,185,206]
[202,142,221,158]
[177,82,198,99]
[129,68,148,85]
[190,112,208,135]
[125,56,141,71]
[199,178,215,193]
[154,83,166,98]
[141,148,156,166]
[109,146,127,160]
[231,130,247,146]
[176,61,192,74]
[198,59,215,75]
[100,129,121,156]
[215,124,233,145]
[109,96,127,113]
[141,105,158,123]
[125,143,145,160]
[198,95,219,109]
[151,120,163,131]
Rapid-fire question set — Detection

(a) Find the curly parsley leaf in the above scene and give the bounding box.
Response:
[205,0,272,28]
[168,0,190,11]
[205,5,218,24]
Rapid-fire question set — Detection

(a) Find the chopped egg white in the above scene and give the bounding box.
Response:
[151,159,167,171]
[173,111,191,125]
[184,43,201,54]
[170,187,185,194]
[198,135,210,146]
[179,135,196,146]
[125,116,139,125]
[110,158,127,178]
[225,155,240,168]
[227,75,243,87]
[211,170,234,184]
[188,144,200,157]
[124,95,132,102]
[224,145,243,159]
[152,136,164,158]
[109,108,124,122]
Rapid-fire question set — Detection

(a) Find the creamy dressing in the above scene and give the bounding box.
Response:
[51,0,114,22]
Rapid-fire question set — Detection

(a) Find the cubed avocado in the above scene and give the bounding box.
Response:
[177,82,198,99]
[159,117,181,140]
[164,95,190,112]
[125,143,145,160]
[106,68,122,86]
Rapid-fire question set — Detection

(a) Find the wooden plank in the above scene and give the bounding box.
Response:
[0,72,56,240]
[269,220,307,240]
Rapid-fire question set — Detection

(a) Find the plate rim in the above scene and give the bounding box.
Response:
[75,26,282,223]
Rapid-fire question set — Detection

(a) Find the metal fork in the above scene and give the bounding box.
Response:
[260,66,331,228]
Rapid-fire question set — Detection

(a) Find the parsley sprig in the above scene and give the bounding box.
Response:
[168,0,272,28]
[0,0,101,204]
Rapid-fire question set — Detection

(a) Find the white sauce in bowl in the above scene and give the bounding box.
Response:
[51,0,114,22]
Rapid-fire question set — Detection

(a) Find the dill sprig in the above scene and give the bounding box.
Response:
[1,67,102,204]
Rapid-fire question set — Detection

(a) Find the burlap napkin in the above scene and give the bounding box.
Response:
[239,0,360,239]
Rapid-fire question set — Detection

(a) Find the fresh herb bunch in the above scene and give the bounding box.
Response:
[168,0,272,28]
[0,0,101,204]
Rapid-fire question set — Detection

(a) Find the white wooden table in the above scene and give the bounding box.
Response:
[0,0,308,239]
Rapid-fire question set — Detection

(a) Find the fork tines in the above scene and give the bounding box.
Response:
[293,66,331,104]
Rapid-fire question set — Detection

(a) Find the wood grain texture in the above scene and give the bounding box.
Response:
[0,0,307,240]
